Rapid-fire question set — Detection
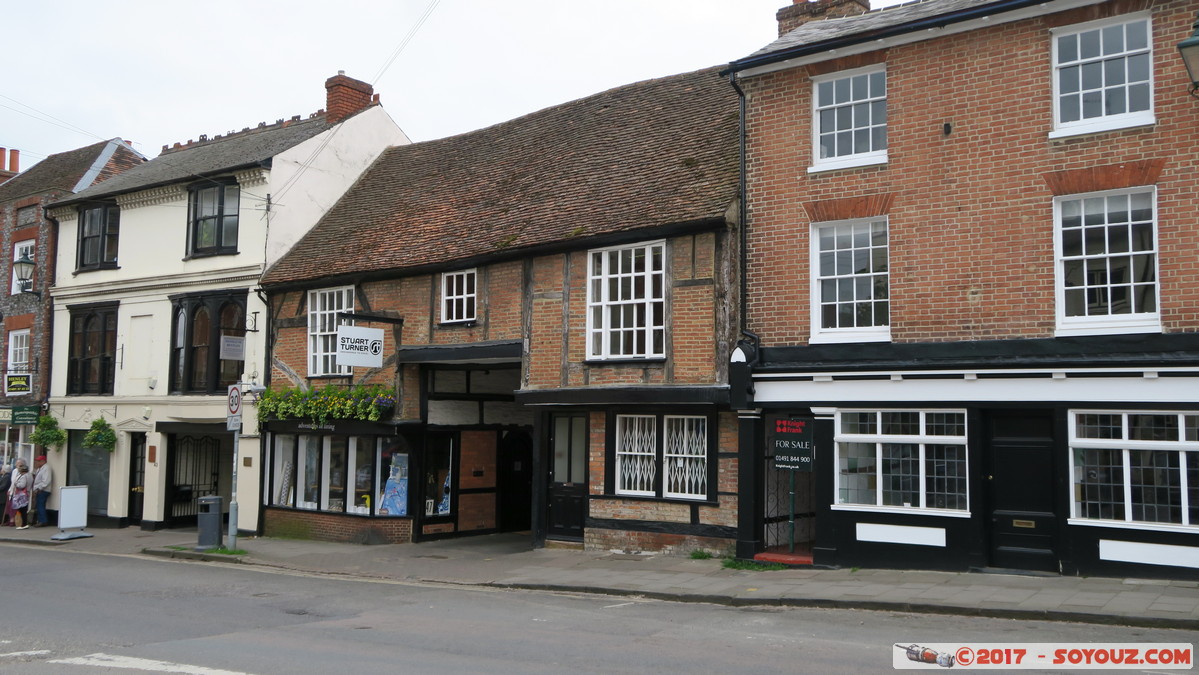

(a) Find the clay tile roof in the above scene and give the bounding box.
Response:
[0,140,118,202]
[262,66,740,287]
[57,116,332,206]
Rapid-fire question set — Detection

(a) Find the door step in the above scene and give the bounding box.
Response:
[754,550,813,566]
[544,539,584,550]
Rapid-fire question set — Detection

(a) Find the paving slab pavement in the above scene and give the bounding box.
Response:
[2,524,1197,630]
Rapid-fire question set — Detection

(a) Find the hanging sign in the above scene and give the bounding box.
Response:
[5,373,31,396]
[336,325,385,368]
[768,415,814,471]
[219,335,246,361]
[12,405,39,425]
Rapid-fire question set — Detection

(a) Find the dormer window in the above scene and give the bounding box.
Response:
[189,181,240,256]
[77,204,120,271]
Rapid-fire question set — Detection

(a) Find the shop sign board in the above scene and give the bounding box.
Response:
[336,325,385,368]
[4,373,30,396]
[12,405,40,425]
[768,415,814,471]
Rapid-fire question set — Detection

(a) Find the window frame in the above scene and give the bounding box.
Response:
[586,240,667,361]
[1068,410,1198,533]
[612,411,713,502]
[10,239,33,295]
[440,268,477,324]
[7,328,29,374]
[833,409,971,516]
[809,217,890,344]
[187,180,240,257]
[308,286,354,377]
[809,64,888,173]
[268,432,410,516]
[1053,186,1160,337]
[67,304,118,395]
[76,204,120,271]
[168,291,247,394]
[1049,13,1155,139]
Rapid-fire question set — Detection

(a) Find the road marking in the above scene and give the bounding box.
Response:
[0,650,51,657]
[49,653,254,674]
[604,602,635,608]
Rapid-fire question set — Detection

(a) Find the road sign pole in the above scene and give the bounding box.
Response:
[226,384,243,551]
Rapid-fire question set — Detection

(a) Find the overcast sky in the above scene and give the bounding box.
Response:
[2,1,894,170]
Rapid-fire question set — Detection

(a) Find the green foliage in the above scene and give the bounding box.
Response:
[210,547,247,556]
[255,384,397,425]
[721,558,787,572]
[28,415,67,451]
[689,550,714,560]
[83,417,118,452]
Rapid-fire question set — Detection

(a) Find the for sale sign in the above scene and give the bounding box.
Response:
[336,325,385,368]
[768,415,814,471]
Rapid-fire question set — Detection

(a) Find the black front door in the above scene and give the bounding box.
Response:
[547,414,587,540]
[128,433,146,524]
[985,409,1058,572]
[498,429,533,531]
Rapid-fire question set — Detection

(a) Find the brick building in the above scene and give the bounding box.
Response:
[0,140,144,467]
[726,0,1199,578]
[258,67,742,551]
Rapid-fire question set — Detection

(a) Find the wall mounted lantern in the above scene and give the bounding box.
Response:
[1178,12,1199,98]
[13,253,39,298]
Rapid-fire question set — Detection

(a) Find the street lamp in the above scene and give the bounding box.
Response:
[1178,11,1199,99]
[13,253,39,298]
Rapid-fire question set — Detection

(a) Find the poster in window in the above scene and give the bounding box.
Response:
[378,453,408,516]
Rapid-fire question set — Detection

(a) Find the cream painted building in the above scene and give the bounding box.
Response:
[43,73,408,533]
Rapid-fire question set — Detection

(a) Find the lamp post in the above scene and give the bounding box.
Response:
[1178,11,1199,98]
[13,253,39,298]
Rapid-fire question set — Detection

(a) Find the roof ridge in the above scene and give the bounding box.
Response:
[160,111,328,155]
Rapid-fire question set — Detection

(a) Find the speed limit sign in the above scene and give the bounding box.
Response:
[227,385,242,430]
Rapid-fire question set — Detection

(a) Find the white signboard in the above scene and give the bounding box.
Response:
[219,335,246,361]
[336,325,385,368]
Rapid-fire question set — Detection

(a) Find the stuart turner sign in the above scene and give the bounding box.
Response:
[336,325,385,368]
[768,415,814,471]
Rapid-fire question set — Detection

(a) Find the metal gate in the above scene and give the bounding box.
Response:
[167,435,222,524]
[763,455,816,552]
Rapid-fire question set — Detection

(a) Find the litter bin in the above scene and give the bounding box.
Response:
[196,495,223,551]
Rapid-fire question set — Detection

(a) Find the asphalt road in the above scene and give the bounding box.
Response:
[1,544,1192,674]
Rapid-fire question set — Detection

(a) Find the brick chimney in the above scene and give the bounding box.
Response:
[0,147,17,184]
[325,71,376,124]
[778,0,871,36]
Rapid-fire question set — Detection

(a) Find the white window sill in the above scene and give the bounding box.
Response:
[809,329,891,345]
[1048,113,1156,141]
[831,503,972,518]
[1067,517,1198,535]
[808,152,888,175]
[1054,318,1160,338]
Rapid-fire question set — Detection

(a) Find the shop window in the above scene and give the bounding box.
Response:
[424,435,454,516]
[1070,411,1198,529]
[834,410,968,513]
[269,433,410,516]
[613,413,711,501]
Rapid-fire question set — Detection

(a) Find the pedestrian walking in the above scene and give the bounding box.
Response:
[31,455,51,527]
[0,464,11,526]
[9,460,30,530]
